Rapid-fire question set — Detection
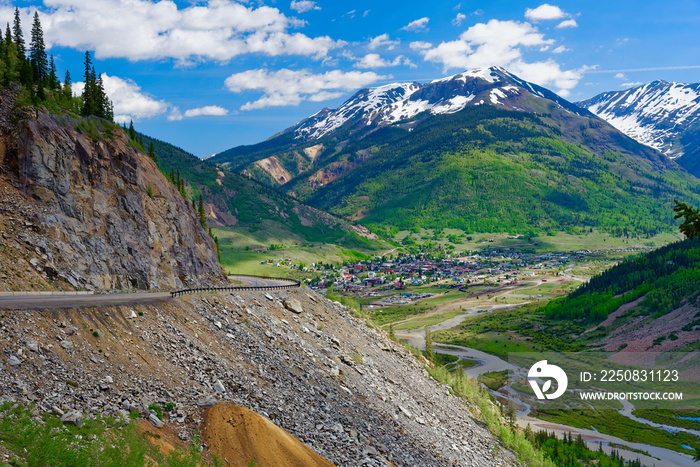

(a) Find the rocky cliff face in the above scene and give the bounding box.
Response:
[1,110,223,291]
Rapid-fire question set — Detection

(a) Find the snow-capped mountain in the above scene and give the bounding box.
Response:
[294,66,591,141]
[210,65,699,234]
[577,81,700,159]
[212,65,670,192]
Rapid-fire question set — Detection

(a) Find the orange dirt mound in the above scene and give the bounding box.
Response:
[202,404,335,467]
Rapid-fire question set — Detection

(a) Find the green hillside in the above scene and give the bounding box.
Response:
[139,134,387,271]
[300,106,699,236]
[542,237,700,330]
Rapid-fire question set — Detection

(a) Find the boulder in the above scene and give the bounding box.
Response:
[283,299,304,314]
[61,410,83,426]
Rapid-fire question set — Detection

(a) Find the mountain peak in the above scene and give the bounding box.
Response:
[578,80,700,158]
[292,67,589,141]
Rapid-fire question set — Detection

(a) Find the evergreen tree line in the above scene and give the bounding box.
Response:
[0,7,112,120]
[524,427,645,467]
[543,237,700,322]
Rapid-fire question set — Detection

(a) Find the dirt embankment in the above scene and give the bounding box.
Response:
[203,403,334,467]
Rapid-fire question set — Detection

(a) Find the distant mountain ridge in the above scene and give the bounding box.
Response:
[577,81,700,164]
[290,66,592,142]
[211,67,700,235]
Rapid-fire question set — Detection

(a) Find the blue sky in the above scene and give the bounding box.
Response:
[2,0,699,157]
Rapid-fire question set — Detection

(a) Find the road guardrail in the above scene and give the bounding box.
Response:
[170,274,300,298]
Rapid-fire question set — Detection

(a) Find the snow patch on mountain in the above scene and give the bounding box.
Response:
[579,81,700,158]
[293,66,587,142]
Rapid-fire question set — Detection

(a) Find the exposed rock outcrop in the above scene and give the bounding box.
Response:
[1,109,224,290]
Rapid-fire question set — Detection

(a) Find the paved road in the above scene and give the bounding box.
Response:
[0,276,298,310]
[0,292,173,310]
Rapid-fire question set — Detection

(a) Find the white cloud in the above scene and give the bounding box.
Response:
[452,13,467,26]
[551,45,569,53]
[4,1,339,63]
[355,54,404,69]
[403,58,418,69]
[368,33,399,50]
[555,19,578,29]
[73,74,168,123]
[622,81,644,87]
[184,105,229,118]
[363,9,371,17]
[614,72,626,79]
[224,68,389,110]
[290,1,320,13]
[422,20,553,70]
[409,41,433,50]
[511,60,586,97]
[417,19,585,96]
[525,4,567,21]
[402,17,430,32]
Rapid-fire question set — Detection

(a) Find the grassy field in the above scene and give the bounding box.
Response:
[392,228,681,256]
[536,408,699,455]
[213,225,375,278]
[478,370,509,391]
[632,408,700,431]
[393,309,467,331]
[519,281,580,296]
[434,331,541,361]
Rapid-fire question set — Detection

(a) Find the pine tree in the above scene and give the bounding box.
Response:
[12,8,24,58]
[29,11,47,87]
[2,24,19,85]
[674,201,700,239]
[12,10,31,86]
[389,322,396,341]
[60,69,72,107]
[81,51,95,116]
[48,55,58,90]
[197,196,207,229]
[96,73,112,120]
[128,119,136,140]
[147,142,157,162]
[214,235,221,262]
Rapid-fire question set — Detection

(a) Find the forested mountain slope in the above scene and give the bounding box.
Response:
[141,134,381,250]
[211,67,700,235]
[541,238,700,352]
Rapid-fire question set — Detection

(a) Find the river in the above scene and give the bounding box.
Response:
[395,306,698,467]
